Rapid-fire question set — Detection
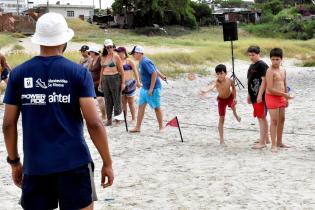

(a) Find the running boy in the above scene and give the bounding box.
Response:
[265,48,293,153]
[200,64,241,145]
[247,45,270,149]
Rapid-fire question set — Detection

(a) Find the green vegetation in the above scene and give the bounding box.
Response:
[112,0,197,29]
[0,33,17,49]
[6,53,32,67]
[302,55,315,67]
[12,44,24,51]
[245,1,315,40]
[1,21,314,78]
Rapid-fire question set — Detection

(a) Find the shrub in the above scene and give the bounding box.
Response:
[181,10,197,29]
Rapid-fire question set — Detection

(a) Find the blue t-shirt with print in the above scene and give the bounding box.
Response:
[139,57,161,90]
[4,56,96,175]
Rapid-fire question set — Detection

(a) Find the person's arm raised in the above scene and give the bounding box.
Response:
[200,81,216,94]
[79,98,114,188]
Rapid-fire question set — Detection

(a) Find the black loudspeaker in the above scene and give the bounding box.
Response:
[223,22,238,41]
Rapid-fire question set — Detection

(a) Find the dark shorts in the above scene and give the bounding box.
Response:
[21,163,97,210]
[1,68,9,81]
[94,87,103,97]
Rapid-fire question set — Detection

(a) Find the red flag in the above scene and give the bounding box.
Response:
[166,117,179,127]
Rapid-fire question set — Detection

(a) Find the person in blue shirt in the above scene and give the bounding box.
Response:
[2,13,114,210]
[129,46,165,133]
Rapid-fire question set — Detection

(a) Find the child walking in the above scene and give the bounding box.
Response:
[200,64,241,145]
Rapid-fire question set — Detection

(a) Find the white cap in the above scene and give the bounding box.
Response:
[88,46,100,54]
[134,46,144,54]
[104,39,113,46]
[31,13,74,46]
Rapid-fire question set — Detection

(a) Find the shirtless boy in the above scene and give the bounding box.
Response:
[265,48,294,153]
[200,64,241,145]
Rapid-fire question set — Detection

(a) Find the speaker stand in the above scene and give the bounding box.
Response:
[230,40,244,89]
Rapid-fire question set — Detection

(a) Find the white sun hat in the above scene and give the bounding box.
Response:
[31,12,74,46]
[88,46,100,54]
[104,39,113,46]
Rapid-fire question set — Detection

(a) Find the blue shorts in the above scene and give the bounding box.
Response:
[1,68,9,81]
[21,163,97,210]
[138,87,161,109]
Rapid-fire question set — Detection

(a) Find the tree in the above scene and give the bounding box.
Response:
[112,0,197,29]
[213,0,243,8]
[256,0,284,15]
[190,1,212,25]
[112,0,135,15]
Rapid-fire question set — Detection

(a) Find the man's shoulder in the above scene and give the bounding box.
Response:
[58,57,87,71]
[142,56,153,64]
[11,57,37,73]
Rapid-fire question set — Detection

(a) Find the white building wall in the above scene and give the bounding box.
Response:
[47,7,94,19]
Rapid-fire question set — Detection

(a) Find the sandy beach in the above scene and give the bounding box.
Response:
[0,58,315,209]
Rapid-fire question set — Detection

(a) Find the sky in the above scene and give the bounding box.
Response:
[24,0,115,9]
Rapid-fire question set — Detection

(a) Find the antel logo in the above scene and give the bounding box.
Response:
[24,78,33,88]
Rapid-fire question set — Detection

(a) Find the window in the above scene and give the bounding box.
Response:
[67,11,74,17]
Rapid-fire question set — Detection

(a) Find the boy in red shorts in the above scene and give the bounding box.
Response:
[200,64,241,146]
[266,48,294,153]
[247,45,270,149]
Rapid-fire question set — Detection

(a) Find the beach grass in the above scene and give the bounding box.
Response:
[1,19,314,77]
[0,33,17,49]
[12,44,24,51]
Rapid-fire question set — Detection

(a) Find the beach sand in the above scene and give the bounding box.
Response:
[0,59,314,209]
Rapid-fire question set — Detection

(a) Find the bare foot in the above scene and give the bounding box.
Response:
[113,119,123,127]
[159,127,165,133]
[236,116,241,122]
[129,128,140,133]
[252,143,266,149]
[277,144,290,148]
[105,121,112,126]
[271,146,278,153]
[266,139,271,144]
[220,141,226,146]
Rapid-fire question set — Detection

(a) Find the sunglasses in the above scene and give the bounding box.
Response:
[106,46,113,49]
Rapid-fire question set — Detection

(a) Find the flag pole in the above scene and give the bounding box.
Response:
[175,116,183,142]
[123,110,128,132]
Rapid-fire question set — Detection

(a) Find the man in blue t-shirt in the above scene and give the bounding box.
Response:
[129,46,165,133]
[2,13,114,210]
